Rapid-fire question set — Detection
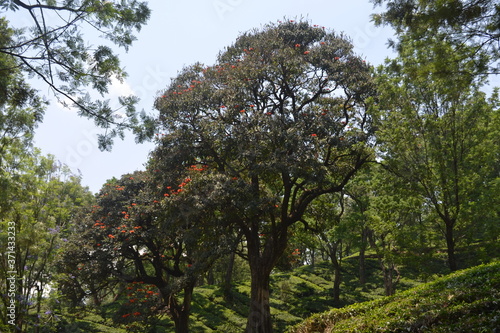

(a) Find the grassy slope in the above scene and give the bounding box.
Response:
[288,261,500,333]
[58,254,499,332]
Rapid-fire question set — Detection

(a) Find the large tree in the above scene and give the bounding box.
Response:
[374,36,499,271]
[0,0,153,149]
[371,0,499,75]
[153,20,376,332]
[0,150,92,332]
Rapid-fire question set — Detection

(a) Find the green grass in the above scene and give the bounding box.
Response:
[288,261,500,333]
[52,244,499,332]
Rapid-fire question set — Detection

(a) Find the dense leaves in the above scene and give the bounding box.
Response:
[154,20,376,332]
[372,0,500,75]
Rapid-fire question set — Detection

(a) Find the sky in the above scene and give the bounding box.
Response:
[27,0,396,193]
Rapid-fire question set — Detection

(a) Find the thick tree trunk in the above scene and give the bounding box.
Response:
[382,266,394,296]
[163,280,196,333]
[246,267,272,333]
[445,221,458,271]
[245,228,288,333]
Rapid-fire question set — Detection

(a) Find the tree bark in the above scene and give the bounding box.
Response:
[223,251,236,302]
[332,263,342,303]
[327,242,342,303]
[358,227,369,285]
[245,228,288,333]
[445,220,458,271]
[163,280,196,333]
[246,265,272,333]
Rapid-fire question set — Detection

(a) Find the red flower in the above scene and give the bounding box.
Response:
[311,133,318,137]
[304,51,310,54]
[108,234,115,239]
[295,43,301,47]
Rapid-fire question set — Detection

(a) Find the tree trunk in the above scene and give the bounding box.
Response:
[332,264,341,303]
[381,263,400,296]
[358,227,369,285]
[310,248,315,268]
[245,228,288,333]
[163,280,196,333]
[246,266,272,333]
[382,266,394,296]
[223,251,236,302]
[328,242,342,303]
[445,220,458,271]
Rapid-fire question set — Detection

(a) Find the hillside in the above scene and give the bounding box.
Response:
[51,256,499,332]
[288,261,500,333]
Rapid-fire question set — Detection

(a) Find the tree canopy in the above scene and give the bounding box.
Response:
[0,0,153,149]
[372,0,500,75]
[154,20,376,332]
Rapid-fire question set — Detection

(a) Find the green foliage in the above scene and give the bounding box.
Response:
[0,148,93,331]
[372,32,499,271]
[371,0,499,74]
[153,19,377,330]
[289,261,500,332]
[58,167,235,331]
[1,0,153,149]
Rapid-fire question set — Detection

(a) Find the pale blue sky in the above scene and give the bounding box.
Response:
[30,0,395,193]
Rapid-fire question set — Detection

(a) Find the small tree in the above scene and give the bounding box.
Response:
[154,20,376,332]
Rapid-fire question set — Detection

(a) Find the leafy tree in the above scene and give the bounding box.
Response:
[0,0,153,149]
[374,37,499,271]
[61,168,232,333]
[0,150,92,333]
[371,0,499,74]
[365,165,426,295]
[153,20,376,332]
[0,16,45,168]
[342,169,373,285]
[302,191,357,303]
